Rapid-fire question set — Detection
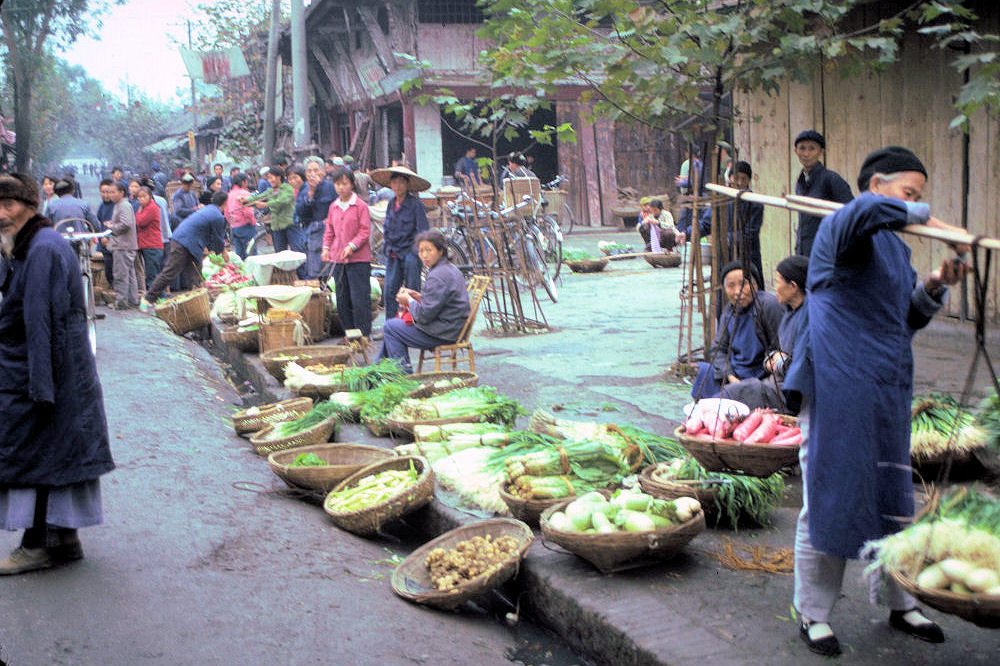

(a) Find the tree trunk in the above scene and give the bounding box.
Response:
[13,62,32,173]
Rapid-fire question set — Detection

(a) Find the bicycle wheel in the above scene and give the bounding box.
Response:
[245,227,273,256]
[522,231,558,303]
[82,272,97,356]
[445,237,472,277]
[540,215,563,280]
[561,203,576,235]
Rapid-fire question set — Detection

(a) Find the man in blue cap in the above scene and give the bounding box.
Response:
[793,129,853,257]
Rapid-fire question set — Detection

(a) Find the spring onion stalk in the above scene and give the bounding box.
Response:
[266,400,349,439]
[911,392,987,459]
[648,456,784,528]
[504,439,629,482]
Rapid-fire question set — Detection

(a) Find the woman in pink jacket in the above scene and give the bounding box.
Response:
[321,168,372,336]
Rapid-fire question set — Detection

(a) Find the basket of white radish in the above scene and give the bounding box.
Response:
[539,489,705,573]
[864,486,1000,628]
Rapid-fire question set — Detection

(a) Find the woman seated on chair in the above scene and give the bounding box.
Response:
[374,229,471,373]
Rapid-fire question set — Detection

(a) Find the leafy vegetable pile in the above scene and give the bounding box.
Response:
[263,400,349,440]
[288,452,327,468]
[563,250,598,262]
[285,359,407,392]
[648,457,785,527]
[386,387,524,428]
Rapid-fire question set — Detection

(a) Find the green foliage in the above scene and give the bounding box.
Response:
[478,0,1000,135]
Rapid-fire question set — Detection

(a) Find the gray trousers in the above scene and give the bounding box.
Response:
[793,405,915,622]
[112,249,139,306]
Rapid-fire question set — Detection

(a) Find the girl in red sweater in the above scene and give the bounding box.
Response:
[321,168,372,336]
[135,187,164,290]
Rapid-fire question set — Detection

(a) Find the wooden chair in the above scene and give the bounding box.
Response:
[417,275,491,373]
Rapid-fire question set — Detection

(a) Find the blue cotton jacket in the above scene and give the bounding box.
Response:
[794,162,853,256]
[783,193,945,558]
[295,180,335,226]
[0,218,114,486]
[383,194,429,257]
[172,204,227,261]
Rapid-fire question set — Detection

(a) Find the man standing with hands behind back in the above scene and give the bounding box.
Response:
[793,130,853,257]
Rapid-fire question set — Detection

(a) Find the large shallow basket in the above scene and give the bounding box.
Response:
[268,443,396,495]
[155,289,211,335]
[324,456,435,536]
[675,416,800,477]
[638,464,720,519]
[643,252,682,268]
[889,568,1000,629]
[539,496,706,573]
[231,397,313,436]
[261,345,352,382]
[248,414,338,456]
[406,372,479,399]
[391,518,534,611]
[565,258,608,274]
[499,483,572,528]
[220,324,260,353]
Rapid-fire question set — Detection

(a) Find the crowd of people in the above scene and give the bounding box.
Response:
[1,135,978,664]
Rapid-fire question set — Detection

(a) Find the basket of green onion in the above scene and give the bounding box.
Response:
[248,400,347,456]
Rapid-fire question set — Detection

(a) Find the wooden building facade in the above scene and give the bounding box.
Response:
[732,3,1000,320]
[293,0,678,227]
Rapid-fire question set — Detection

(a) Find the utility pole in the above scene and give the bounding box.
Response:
[188,20,200,170]
[262,0,280,165]
[290,0,309,149]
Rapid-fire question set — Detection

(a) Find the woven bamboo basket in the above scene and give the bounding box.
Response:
[260,345,352,382]
[675,416,800,477]
[154,289,211,335]
[406,372,479,399]
[391,518,534,610]
[539,496,706,573]
[231,397,313,436]
[269,268,299,285]
[643,252,682,268]
[364,418,392,438]
[268,443,397,495]
[220,324,260,353]
[565,258,609,273]
[258,317,311,354]
[638,464,720,520]
[889,568,1000,629]
[323,456,435,536]
[499,483,572,528]
[248,414,339,456]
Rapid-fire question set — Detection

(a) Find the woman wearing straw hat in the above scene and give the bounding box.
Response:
[369,165,430,321]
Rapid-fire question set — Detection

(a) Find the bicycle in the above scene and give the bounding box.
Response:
[542,174,575,235]
[53,217,112,356]
[443,194,558,303]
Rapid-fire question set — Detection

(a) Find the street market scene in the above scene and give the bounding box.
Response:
[3,1,1000,664]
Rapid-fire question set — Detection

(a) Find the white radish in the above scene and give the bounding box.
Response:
[916,563,949,590]
[965,568,1000,593]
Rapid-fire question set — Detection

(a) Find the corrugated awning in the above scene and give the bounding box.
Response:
[144,135,188,153]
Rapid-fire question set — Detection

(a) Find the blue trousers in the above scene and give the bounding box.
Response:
[140,248,164,290]
[332,262,372,336]
[374,318,452,372]
[271,224,307,279]
[305,221,326,279]
[691,361,723,400]
[231,224,257,260]
[383,251,421,319]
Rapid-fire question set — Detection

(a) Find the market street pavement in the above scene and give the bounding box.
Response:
[0,310,576,666]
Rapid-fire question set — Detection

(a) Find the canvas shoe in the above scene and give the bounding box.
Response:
[139,298,152,313]
[0,547,53,575]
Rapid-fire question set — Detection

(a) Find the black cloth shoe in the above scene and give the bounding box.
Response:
[799,620,841,657]
[889,608,945,643]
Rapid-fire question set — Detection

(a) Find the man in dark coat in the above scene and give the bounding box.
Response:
[0,173,114,575]
[792,129,853,257]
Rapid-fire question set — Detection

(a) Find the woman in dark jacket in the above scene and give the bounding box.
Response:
[374,229,470,373]
[0,173,114,575]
